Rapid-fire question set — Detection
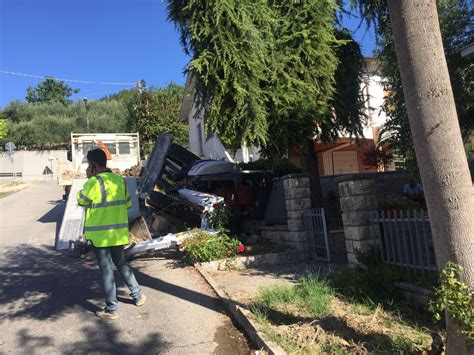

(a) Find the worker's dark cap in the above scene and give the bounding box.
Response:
[87,149,107,167]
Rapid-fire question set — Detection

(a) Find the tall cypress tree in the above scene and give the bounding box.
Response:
[168,0,366,204]
[167,0,274,148]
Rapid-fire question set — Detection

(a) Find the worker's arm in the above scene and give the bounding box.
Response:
[76,178,97,206]
[124,178,132,209]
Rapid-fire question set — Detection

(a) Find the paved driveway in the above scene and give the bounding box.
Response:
[0,182,250,354]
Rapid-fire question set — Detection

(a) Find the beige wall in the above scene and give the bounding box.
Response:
[0,150,69,181]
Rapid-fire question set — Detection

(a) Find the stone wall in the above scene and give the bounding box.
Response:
[321,171,411,228]
[338,178,377,265]
[260,174,311,251]
[283,174,311,251]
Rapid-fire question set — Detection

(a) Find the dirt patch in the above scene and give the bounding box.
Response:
[213,317,256,355]
[252,297,434,354]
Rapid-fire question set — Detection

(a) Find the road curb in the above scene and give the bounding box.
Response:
[194,264,286,355]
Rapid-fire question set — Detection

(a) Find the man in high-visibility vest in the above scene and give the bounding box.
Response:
[77,148,146,320]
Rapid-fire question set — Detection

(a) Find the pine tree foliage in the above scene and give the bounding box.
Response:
[262,0,341,157]
[332,28,367,138]
[168,0,366,157]
[168,0,274,147]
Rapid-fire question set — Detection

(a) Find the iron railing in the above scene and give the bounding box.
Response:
[371,210,437,272]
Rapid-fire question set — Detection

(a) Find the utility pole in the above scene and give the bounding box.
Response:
[83,97,89,132]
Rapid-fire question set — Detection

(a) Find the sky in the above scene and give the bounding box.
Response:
[0,0,376,108]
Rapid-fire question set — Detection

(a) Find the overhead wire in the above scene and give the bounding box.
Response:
[0,70,136,86]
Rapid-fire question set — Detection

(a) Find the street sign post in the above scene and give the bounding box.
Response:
[5,141,15,152]
[5,142,16,181]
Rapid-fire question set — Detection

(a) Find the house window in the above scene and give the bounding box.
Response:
[333,151,359,174]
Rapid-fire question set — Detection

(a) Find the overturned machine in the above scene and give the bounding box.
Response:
[138,134,273,228]
[125,133,283,256]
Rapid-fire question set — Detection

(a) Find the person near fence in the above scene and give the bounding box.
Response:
[403,179,424,202]
[77,148,146,320]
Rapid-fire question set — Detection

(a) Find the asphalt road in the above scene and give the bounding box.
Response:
[0,182,251,354]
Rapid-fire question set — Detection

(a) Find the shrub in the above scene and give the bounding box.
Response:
[377,195,421,210]
[181,229,242,263]
[429,262,474,346]
[203,203,231,231]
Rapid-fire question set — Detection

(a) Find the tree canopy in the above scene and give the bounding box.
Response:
[0,82,187,150]
[167,0,366,158]
[127,83,189,154]
[0,118,7,140]
[168,0,274,148]
[26,77,80,105]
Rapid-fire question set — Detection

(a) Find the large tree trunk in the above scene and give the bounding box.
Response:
[387,1,474,353]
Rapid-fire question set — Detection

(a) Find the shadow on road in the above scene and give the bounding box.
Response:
[37,200,65,224]
[0,244,101,321]
[16,317,169,354]
[37,200,66,241]
[0,245,229,321]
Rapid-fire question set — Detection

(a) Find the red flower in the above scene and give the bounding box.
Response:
[237,245,245,253]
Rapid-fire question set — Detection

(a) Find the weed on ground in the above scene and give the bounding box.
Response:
[0,182,29,198]
[248,271,440,354]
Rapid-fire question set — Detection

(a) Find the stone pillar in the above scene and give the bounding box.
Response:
[338,178,377,265]
[282,174,311,250]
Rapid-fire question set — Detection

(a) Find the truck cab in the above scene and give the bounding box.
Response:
[59,132,140,199]
[69,133,140,171]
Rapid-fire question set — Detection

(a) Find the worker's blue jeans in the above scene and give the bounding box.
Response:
[93,245,141,313]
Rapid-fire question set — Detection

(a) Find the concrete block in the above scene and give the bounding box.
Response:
[288,218,304,232]
[284,241,307,251]
[345,240,354,253]
[347,252,359,264]
[342,211,373,227]
[286,198,311,212]
[343,225,374,241]
[285,187,311,200]
[278,230,290,240]
[287,211,303,220]
[285,231,306,242]
[338,179,376,198]
[261,230,280,241]
[340,195,377,212]
[283,177,310,189]
[351,240,374,254]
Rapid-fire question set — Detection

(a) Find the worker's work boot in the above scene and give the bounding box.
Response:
[135,294,147,307]
[95,308,119,320]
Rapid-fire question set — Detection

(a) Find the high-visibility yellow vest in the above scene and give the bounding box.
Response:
[77,172,131,247]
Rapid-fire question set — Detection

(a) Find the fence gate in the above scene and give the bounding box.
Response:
[304,208,330,261]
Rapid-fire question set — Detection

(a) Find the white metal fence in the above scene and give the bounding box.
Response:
[304,208,330,261]
[371,210,437,272]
